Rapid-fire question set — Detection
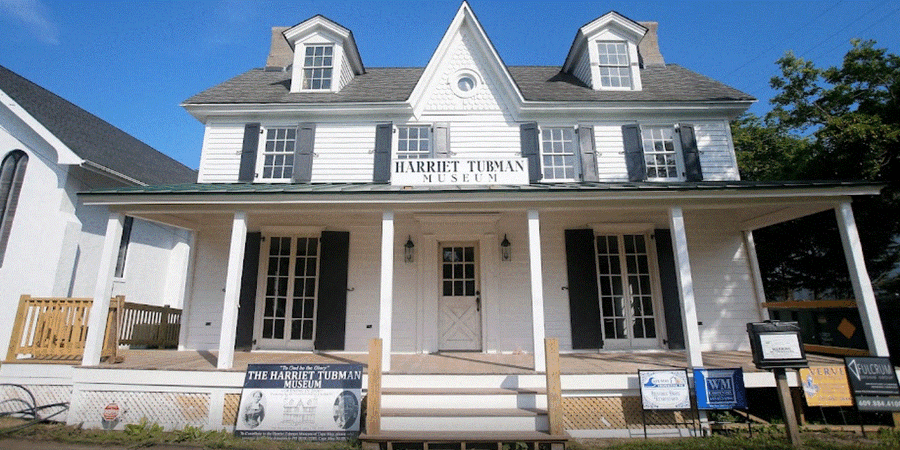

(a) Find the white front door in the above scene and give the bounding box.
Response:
[438,243,482,351]
[595,233,660,349]
[255,236,320,350]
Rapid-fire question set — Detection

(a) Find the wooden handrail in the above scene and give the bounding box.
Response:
[118,302,181,348]
[5,295,123,362]
[764,300,857,309]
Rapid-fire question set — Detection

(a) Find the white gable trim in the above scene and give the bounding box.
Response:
[282,15,364,75]
[563,11,647,73]
[407,1,524,117]
[0,87,82,165]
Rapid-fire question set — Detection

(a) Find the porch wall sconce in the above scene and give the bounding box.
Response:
[500,234,511,262]
[404,236,415,263]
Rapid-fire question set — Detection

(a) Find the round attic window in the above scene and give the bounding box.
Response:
[450,69,481,98]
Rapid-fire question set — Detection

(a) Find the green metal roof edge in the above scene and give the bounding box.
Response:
[79,180,884,197]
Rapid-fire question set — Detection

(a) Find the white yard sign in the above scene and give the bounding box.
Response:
[392,158,529,186]
[760,333,803,360]
[639,370,691,410]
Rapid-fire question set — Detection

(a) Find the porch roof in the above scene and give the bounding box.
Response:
[79,181,881,232]
[81,180,880,198]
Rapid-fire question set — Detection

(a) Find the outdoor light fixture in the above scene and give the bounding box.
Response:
[500,234,511,261]
[404,236,415,263]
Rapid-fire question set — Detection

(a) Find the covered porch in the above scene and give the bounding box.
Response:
[76,181,889,374]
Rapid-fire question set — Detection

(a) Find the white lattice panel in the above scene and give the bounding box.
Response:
[71,390,209,429]
[0,384,71,422]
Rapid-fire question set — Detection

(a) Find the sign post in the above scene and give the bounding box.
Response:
[747,321,808,447]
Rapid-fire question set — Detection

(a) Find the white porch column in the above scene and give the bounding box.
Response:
[668,207,703,368]
[527,210,546,371]
[379,211,395,371]
[742,230,769,321]
[82,213,124,366]
[835,202,889,356]
[217,212,247,369]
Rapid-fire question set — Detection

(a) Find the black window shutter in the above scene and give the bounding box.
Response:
[622,124,645,182]
[292,123,316,183]
[654,229,685,350]
[373,122,393,183]
[677,124,703,181]
[433,122,450,158]
[520,122,541,183]
[564,229,603,349]
[578,124,598,182]
[238,123,261,182]
[235,232,261,349]
[314,230,350,351]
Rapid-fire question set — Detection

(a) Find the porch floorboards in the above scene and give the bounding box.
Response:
[86,349,842,374]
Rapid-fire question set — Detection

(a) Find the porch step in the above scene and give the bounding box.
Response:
[381,388,547,409]
[359,431,568,450]
[380,408,549,432]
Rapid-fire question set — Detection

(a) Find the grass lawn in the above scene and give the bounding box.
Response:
[0,418,899,449]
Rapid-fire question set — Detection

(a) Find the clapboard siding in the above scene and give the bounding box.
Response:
[310,124,376,182]
[694,121,738,180]
[422,115,522,158]
[184,226,231,349]
[197,123,245,183]
[572,50,592,88]
[595,123,629,181]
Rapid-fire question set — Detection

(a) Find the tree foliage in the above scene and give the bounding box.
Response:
[733,39,900,300]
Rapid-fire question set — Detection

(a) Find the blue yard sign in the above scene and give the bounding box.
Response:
[693,368,747,410]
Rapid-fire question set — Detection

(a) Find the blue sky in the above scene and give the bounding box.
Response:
[1,0,898,170]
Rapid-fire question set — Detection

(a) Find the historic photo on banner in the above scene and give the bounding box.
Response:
[234,363,363,440]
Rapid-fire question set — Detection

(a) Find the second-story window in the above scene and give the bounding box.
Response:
[541,127,577,181]
[397,126,431,159]
[303,45,333,90]
[597,41,631,88]
[641,126,681,180]
[260,127,296,180]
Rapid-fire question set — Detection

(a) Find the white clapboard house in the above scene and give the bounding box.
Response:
[2,2,889,439]
[0,64,196,354]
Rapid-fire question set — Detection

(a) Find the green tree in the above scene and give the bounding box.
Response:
[734,39,900,300]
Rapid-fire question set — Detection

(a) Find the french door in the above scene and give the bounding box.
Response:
[595,233,659,348]
[255,236,320,350]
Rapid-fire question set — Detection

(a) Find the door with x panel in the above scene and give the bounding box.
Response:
[438,243,482,351]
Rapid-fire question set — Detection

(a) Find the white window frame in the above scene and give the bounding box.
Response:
[254,230,323,351]
[539,126,580,181]
[596,41,632,89]
[588,223,665,349]
[395,124,433,159]
[641,125,684,181]
[301,44,334,91]
[255,125,297,183]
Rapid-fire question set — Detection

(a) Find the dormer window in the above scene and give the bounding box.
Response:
[302,45,333,90]
[597,41,631,89]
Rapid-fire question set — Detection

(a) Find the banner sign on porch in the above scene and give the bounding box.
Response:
[392,158,529,186]
[844,357,900,412]
[693,368,747,410]
[639,370,691,410]
[234,363,363,440]
[798,366,853,407]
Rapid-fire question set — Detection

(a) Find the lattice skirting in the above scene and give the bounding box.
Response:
[71,390,210,429]
[0,384,72,422]
[222,393,241,426]
[563,396,698,429]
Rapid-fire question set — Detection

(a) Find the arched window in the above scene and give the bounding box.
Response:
[0,150,28,265]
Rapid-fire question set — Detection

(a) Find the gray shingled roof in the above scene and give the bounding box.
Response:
[0,64,196,185]
[183,64,753,105]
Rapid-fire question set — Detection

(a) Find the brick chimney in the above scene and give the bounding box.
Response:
[637,22,665,68]
[265,27,292,70]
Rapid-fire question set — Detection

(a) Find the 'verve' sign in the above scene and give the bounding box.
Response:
[392,158,529,185]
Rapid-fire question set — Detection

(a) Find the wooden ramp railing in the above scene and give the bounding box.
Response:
[118,303,181,348]
[5,295,123,362]
[5,295,183,363]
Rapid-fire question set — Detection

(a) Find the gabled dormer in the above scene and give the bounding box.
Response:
[282,15,365,93]
[563,11,655,91]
